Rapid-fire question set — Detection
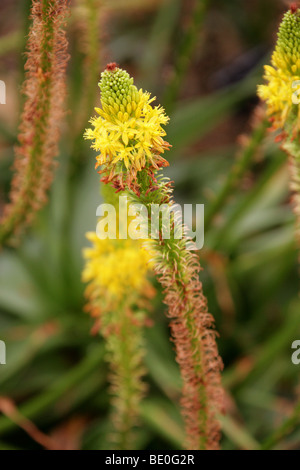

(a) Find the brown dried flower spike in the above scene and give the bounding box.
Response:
[0,0,70,246]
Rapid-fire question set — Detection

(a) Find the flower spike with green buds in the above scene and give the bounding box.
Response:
[258,6,300,279]
[85,65,224,450]
[258,7,300,132]
[84,63,170,194]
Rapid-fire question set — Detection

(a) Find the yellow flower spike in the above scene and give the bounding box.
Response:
[82,235,153,312]
[258,7,300,131]
[257,6,300,301]
[83,183,154,315]
[82,220,154,450]
[84,63,171,192]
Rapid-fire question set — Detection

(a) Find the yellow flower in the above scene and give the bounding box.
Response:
[84,64,170,193]
[82,232,153,314]
[258,8,300,130]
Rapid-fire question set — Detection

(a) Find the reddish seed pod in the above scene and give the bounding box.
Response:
[106,62,118,71]
[291,3,298,14]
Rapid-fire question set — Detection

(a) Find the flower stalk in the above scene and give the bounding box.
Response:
[283,136,300,258]
[258,6,300,267]
[0,0,69,246]
[85,64,224,450]
[205,107,269,232]
[163,0,211,113]
[82,185,154,449]
[73,0,102,135]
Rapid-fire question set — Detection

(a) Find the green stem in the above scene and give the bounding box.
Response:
[60,0,102,301]
[261,400,300,450]
[205,118,269,232]
[283,137,300,258]
[211,150,286,251]
[163,0,210,113]
[70,0,102,175]
[105,306,146,450]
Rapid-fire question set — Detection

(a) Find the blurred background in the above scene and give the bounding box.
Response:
[0,0,300,450]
